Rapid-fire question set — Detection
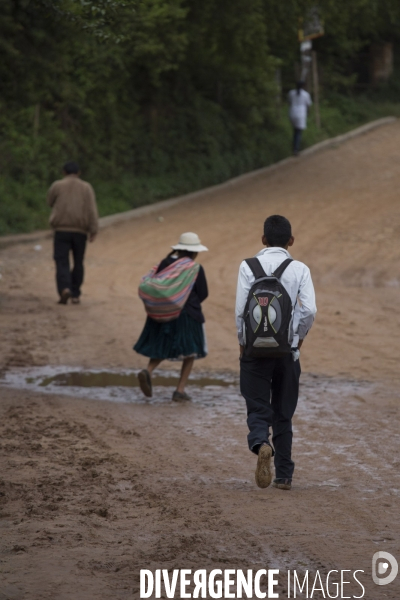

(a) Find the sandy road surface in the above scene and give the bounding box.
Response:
[1,123,400,599]
[2,122,400,379]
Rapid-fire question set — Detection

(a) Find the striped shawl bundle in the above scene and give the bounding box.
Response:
[138,257,200,322]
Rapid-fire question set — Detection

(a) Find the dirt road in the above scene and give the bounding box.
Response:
[1,122,400,598]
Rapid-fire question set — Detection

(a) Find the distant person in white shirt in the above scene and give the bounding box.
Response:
[288,81,312,155]
[235,215,316,491]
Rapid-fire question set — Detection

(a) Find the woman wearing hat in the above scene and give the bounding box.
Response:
[134,232,209,401]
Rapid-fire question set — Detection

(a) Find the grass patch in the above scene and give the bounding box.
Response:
[2,93,400,236]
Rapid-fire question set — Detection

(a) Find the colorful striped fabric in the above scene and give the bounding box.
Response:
[138,257,200,322]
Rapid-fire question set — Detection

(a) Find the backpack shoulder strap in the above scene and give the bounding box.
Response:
[272,258,293,279]
[245,257,266,280]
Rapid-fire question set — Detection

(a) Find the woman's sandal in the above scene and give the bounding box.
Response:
[138,369,152,398]
[172,390,191,402]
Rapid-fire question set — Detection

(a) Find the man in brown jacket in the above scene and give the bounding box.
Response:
[47,161,99,304]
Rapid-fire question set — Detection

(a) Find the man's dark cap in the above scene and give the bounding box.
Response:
[63,161,79,174]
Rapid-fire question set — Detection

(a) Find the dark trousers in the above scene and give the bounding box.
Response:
[53,231,87,298]
[240,354,301,480]
[293,128,303,154]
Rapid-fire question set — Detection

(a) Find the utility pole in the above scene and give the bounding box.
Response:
[312,51,321,129]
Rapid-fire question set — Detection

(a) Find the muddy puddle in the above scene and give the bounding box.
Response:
[0,366,380,419]
[36,371,233,389]
[1,366,240,407]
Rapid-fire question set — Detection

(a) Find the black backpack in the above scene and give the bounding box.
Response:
[242,257,294,358]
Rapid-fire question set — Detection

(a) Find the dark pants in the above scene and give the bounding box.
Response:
[293,128,303,154]
[240,354,301,480]
[53,231,87,298]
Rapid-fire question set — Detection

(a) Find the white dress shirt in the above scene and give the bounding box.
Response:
[288,89,312,130]
[235,247,317,348]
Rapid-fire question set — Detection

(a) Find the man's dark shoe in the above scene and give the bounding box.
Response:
[59,288,71,304]
[172,390,191,402]
[255,444,273,489]
[272,478,292,490]
[138,369,152,398]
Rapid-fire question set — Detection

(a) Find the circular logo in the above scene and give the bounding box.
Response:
[372,551,398,586]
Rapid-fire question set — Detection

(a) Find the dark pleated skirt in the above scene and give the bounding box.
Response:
[133,310,207,360]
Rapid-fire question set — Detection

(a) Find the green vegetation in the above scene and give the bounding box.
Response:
[1,0,400,234]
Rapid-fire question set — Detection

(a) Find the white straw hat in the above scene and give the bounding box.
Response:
[171,232,208,253]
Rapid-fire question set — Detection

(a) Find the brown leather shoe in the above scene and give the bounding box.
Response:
[59,288,71,304]
[272,478,292,490]
[71,297,80,304]
[255,444,273,488]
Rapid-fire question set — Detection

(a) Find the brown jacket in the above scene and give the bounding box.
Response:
[47,175,99,236]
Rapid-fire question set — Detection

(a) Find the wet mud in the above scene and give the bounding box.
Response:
[0,375,399,599]
[36,370,234,390]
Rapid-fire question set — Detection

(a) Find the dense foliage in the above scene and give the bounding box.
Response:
[1,0,400,233]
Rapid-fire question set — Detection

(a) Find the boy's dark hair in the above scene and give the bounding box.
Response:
[63,161,80,175]
[264,215,292,247]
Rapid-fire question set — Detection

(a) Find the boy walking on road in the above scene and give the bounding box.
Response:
[47,162,98,304]
[235,215,316,490]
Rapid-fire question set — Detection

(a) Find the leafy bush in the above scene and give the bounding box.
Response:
[1,0,400,234]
